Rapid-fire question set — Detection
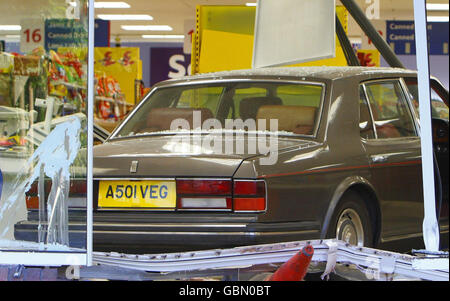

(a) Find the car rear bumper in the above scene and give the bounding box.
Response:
[14,210,321,254]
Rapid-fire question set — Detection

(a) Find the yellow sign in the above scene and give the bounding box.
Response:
[98,180,177,209]
[94,47,142,105]
[192,5,349,74]
[357,49,381,67]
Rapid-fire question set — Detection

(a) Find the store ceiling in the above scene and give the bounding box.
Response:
[0,0,448,42]
[100,0,450,42]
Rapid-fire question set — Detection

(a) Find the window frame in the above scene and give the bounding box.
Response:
[359,78,420,141]
[0,0,94,267]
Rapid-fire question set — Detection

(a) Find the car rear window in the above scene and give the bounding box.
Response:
[114,81,324,138]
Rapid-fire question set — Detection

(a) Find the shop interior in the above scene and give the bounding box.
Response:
[0,0,448,282]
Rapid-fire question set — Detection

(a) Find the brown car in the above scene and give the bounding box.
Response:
[15,67,449,254]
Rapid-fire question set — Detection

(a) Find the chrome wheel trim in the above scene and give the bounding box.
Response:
[336,208,365,247]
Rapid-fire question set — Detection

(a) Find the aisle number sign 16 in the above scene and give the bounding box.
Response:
[20,19,45,53]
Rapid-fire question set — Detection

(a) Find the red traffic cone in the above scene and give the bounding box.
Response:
[267,245,314,281]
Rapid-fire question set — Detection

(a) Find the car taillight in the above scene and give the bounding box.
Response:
[176,179,232,195]
[234,180,266,212]
[25,181,39,209]
[70,179,87,195]
[175,179,266,212]
[25,179,87,210]
[176,179,232,210]
[25,181,48,210]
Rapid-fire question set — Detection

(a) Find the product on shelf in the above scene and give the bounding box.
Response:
[13,55,41,76]
[47,49,87,115]
[0,73,12,107]
[94,72,128,122]
[0,106,32,154]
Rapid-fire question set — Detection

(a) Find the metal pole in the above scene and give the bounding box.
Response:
[335,14,360,66]
[413,0,440,252]
[340,0,405,68]
[87,0,95,266]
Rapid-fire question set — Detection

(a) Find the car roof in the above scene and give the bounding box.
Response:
[156,66,418,87]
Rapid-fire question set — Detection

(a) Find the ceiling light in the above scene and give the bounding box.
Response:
[97,14,153,20]
[122,25,173,31]
[0,25,21,31]
[427,16,450,22]
[246,3,257,6]
[70,1,130,8]
[426,3,449,11]
[142,35,184,39]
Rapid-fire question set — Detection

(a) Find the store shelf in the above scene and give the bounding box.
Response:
[51,80,86,90]
[95,97,133,107]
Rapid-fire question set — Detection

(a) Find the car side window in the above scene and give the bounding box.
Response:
[404,79,449,122]
[359,86,375,140]
[363,80,417,139]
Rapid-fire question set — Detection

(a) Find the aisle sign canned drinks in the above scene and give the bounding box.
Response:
[386,20,449,55]
[20,19,45,54]
[45,19,88,51]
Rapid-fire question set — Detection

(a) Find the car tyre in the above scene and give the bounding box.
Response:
[326,190,373,248]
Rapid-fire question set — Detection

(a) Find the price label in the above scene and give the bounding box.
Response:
[20,19,45,53]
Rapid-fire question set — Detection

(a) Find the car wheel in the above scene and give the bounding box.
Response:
[327,190,373,248]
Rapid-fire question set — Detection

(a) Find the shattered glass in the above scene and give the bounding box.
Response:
[0,0,88,255]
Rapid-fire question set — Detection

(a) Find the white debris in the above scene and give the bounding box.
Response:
[0,115,81,248]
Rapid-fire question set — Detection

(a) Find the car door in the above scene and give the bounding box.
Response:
[403,77,449,231]
[359,79,423,241]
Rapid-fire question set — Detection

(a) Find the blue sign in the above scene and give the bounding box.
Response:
[45,19,88,51]
[386,20,449,55]
[150,48,191,86]
[95,19,110,47]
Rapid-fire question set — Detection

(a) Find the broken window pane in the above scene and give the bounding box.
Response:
[0,0,88,257]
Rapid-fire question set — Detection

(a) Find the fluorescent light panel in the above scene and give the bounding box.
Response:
[122,25,173,31]
[427,16,450,22]
[0,25,21,31]
[246,3,257,6]
[142,35,184,39]
[70,1,130,8]
[426,3,449,11]
[98,14,153,20]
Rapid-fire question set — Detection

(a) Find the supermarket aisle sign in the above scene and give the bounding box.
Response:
[20,18,103,53]
[44,19,88,51]
[95,19,110,47]
[20,19,45,53]
[386,20,449,55]
[150,48,191,86]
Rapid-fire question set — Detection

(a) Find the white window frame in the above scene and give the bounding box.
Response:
[0,0,94,267]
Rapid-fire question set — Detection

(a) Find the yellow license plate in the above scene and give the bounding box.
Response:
[98,180,176,209]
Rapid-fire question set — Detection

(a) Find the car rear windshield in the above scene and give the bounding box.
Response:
[114,81,325,138]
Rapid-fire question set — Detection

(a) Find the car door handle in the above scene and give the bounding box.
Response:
[371,155,388,163]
